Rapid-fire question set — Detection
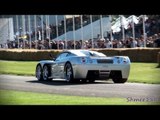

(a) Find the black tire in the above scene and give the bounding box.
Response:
[88,79,95,83]
[42,65,52,81]
[65,63,74,83]
[81,79,87,83]
[112,78,127,83]
[36,64,43,81]
[111,71,127,83]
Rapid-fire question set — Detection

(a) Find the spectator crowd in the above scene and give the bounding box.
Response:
[1,15,160,49]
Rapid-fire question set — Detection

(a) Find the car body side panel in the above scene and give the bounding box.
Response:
[55,58,68,78]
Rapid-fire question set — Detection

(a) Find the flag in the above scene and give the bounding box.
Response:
[90,15,94,48]
[72,15,75,49]
[100,15,104,39]
[28,15,31,49]
[132,15,135,41]
[120,15,125,41]
[22,15,26,48]
[80,15,84,49]
[132,15,139,24]
[109,15,113,39]
[64,15,67,49]
[16,15,19,48]
[142,15,146,47]
[55,15,59,49]
[38,31,41,40]
[121,15,128,29]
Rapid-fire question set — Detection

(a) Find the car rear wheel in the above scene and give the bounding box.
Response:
[65,63,74,83]
[88,79,95,83]
[42,65,52,81]
[81,79,87,83]
[36,64,43,81]
[112,78,127,83]
[110,71,127,83]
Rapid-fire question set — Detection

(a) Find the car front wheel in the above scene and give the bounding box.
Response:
[36,64,43,81]
[42,65,52,81]
[65,63,74,83]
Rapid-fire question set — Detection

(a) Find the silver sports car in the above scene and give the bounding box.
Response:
[35,50,130,83]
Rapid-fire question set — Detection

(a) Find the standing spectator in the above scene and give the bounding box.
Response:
[105,39,112,48]
[130,37,137,48]
[117,40,123,48]
[154,33,160,47]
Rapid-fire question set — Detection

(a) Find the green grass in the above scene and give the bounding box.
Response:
[128,63,160,84]
[0,60,36,76]
[0,89,159,105]
[0,60,160,84]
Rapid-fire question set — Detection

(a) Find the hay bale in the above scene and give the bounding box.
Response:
[0,49,61,61]
[0,48,160,62]
[97,49,120,56]
[120,48,160,62]
[120,48,138,62]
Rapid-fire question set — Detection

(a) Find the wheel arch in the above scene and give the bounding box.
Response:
[39,60,55,68]
[64,61,72,67]
[36,63,43,70]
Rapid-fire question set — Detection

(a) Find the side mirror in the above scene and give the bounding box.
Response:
[49,53,53,58]
[49,53,55,60]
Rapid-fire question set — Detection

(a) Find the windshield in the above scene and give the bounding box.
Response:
[80,51,106,57]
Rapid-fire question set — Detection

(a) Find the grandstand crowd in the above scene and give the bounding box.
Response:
[0,15,160,49]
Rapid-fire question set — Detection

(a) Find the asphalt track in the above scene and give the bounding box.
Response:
[0,75,160,99]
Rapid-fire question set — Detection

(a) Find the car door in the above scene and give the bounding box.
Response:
[52,53,62,78]
[54,52,69,78]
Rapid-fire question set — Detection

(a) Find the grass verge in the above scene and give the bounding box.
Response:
[0,89,159,105]
[0,60,36,76]
[128,63,160,84]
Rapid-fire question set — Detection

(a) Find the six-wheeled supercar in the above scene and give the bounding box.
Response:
[35,50,130,83]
